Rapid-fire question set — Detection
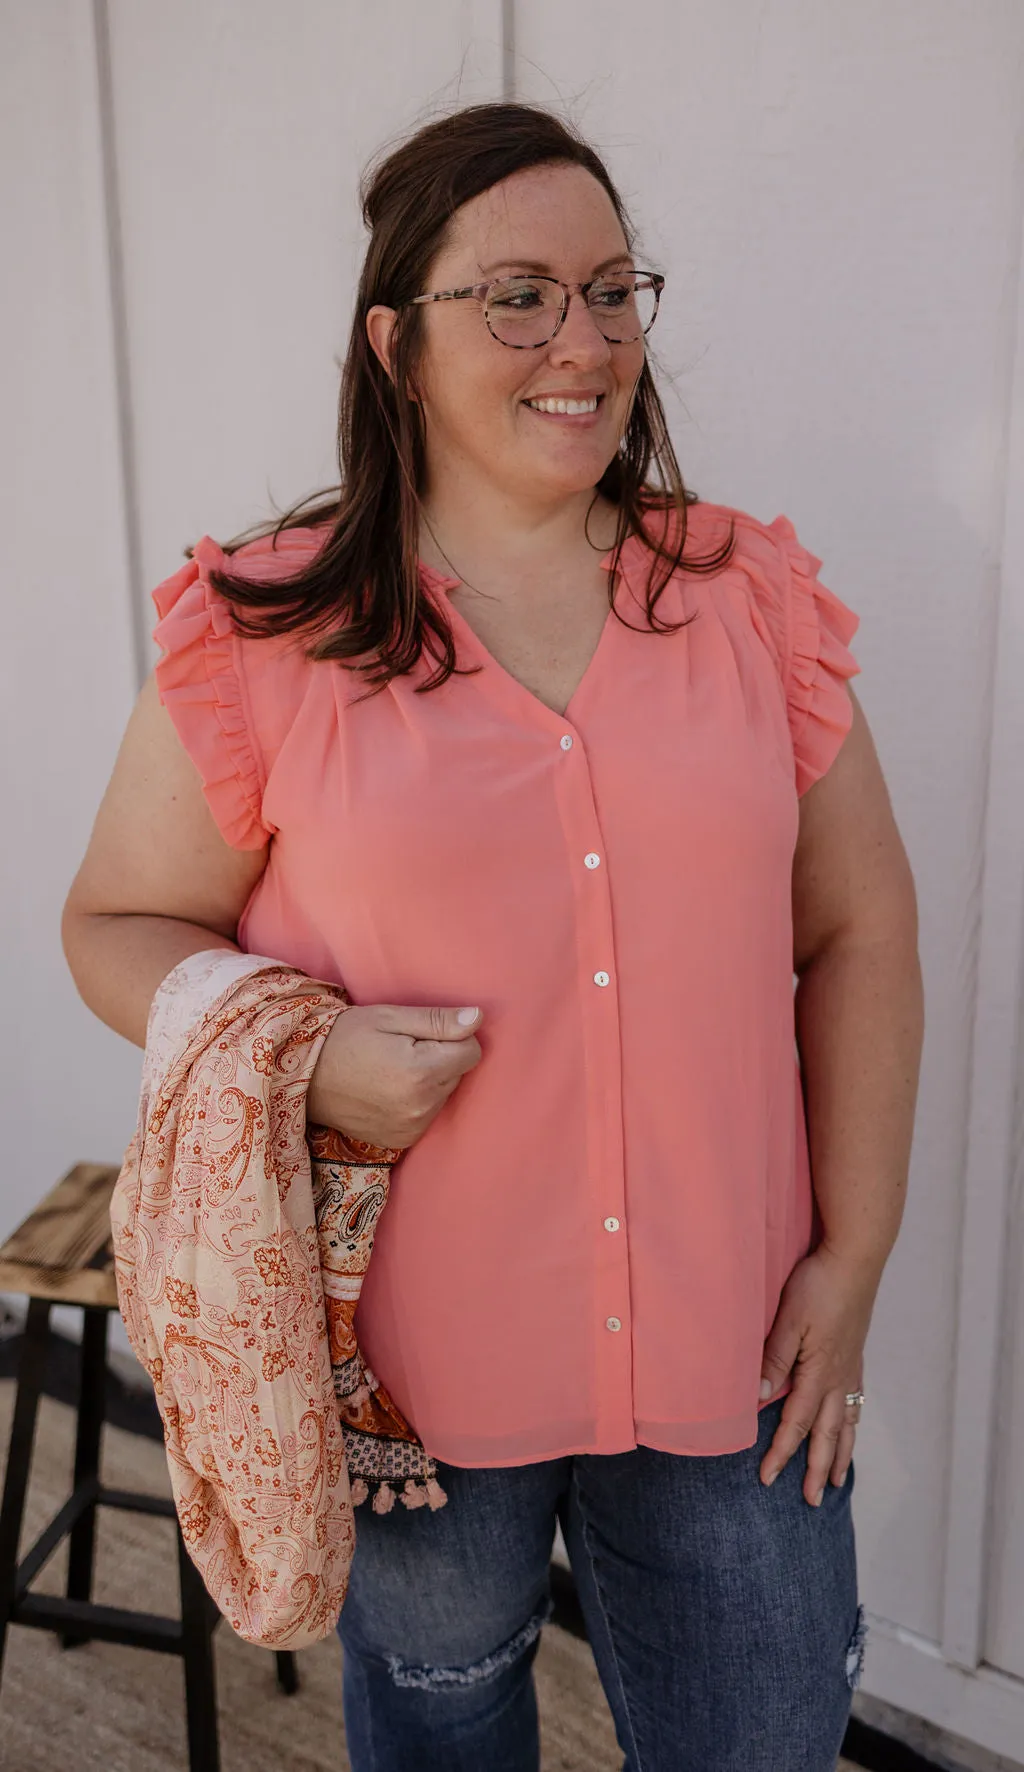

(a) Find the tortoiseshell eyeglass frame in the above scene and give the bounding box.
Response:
[405,271,665,349]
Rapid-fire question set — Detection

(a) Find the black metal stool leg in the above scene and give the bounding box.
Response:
[61,1305,109,1648]
[0,1298,51,1691]
[275,1649,299,1694]
[1,1283,298,1746]
[177,1525,220,1772]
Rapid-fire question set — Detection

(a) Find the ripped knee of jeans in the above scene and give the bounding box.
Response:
[845,1603,868,1691]
[385,1592,554,1692]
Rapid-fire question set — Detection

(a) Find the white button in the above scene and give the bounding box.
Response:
[560,734,574,750]
[584,853,601,869]
[603,1216,620,1232]
[593,971,610,987]
[605,1316,622,1332]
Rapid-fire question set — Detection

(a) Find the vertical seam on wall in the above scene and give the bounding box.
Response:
[90,0,147,692]
[501,0,515,98]
[938,73,1024,1670]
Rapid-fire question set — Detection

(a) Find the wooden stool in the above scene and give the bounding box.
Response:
[0,1163,299,1772]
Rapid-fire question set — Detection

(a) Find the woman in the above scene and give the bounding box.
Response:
[63,101,923,1772]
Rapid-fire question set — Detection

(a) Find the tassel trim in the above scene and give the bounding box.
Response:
[349,1470,449,1512]
[342,1422,449,1515]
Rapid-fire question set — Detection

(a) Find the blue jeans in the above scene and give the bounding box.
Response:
[337,1396,865,1771]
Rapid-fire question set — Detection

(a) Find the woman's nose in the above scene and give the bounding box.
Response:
[547,291,613,364]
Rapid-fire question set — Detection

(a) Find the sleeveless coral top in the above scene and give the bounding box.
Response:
[151,502,861,1466]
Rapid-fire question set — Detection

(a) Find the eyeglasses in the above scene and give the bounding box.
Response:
[406,271,665,349]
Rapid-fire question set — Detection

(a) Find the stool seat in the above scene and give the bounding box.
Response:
[0,1162,120,1309]
[0,1163,299,1772]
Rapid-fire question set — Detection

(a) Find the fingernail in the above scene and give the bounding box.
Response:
[764,1469,776,1486]
[814,1488,824,1507]
[457,1007,479,1024]
[759,1378,773,1400]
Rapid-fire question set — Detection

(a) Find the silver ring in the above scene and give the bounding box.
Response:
[844,1391,866,1408]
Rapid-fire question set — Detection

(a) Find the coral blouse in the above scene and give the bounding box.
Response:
[151,501,861,1466]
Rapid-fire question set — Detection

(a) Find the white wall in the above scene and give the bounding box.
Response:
[4,2,1024,1762]
[1,4,143,1216]
[105,0,504,599]
[513,0,1024,1718]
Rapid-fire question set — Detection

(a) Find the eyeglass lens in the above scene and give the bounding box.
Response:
[484,274,658,346]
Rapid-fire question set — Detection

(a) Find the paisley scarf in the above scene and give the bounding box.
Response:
[110,948,446,1649]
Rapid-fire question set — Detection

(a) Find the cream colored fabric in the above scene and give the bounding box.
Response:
[111,951,444,1651]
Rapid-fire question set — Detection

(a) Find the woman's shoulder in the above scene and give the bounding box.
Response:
[152,522,330,626]
[678,496,793,556]
[629,495,790,572]
[677,498,863,796]
[647,496,840,632]
[150,522,332,851]
[221,520,332,580]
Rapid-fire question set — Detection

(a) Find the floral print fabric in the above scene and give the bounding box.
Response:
[111,949,446,1649]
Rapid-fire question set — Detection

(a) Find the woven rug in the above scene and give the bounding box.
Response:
[0,1379,623,1771]
[0,1378,862,1771]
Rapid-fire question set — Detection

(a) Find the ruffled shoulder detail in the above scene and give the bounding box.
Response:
[716,507,862,796]
[152,535,271,850]
[766,515,861,795]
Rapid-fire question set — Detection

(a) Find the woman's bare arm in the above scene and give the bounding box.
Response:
[62,671,270,1047]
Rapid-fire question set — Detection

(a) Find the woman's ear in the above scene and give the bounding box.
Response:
[365,305,398,381]
[366,304,420,404]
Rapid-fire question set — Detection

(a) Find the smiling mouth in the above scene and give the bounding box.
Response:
[523,394,604,417]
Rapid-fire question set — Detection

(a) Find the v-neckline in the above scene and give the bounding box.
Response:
[418,539,637,730]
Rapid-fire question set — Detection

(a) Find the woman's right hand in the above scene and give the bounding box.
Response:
[307,1003,484,1151]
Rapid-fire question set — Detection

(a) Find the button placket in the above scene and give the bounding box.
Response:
[551,724,632,1441]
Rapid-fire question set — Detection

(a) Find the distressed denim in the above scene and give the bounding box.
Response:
[336,1396,865,1771]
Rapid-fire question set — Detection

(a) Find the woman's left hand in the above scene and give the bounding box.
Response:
[758,1240,881,1506]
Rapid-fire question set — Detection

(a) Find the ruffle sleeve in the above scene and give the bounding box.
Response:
[765,514,862,797]
[151,534,271,849]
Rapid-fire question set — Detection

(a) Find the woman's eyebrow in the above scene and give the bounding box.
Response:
[476,253,636,277]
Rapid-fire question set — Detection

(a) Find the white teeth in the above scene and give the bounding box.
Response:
[526,396,599,415]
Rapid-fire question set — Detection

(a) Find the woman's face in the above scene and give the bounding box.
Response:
[369,163,647,511]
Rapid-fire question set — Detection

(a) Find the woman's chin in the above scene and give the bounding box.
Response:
[520,448,617,501]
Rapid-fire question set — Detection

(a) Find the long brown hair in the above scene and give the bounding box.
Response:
[204,101,735,700]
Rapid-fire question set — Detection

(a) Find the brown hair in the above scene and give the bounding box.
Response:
[204,101,735,700]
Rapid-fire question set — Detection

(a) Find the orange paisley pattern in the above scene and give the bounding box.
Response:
[110,953,447,1649]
